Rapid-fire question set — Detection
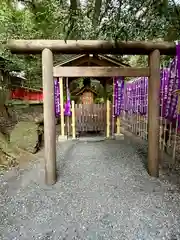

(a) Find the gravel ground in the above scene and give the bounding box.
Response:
[1,139,180,240]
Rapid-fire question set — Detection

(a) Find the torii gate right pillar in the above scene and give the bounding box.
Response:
[148,49,161,177]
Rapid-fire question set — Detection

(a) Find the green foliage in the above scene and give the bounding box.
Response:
[0,0,180,88]
[94,97,104,103]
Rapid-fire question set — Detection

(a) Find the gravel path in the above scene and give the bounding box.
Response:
[1,139,180,240]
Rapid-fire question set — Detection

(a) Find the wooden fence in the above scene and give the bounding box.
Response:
[75,104,106,133]
[121,110,180,164]
[64,103,113,136]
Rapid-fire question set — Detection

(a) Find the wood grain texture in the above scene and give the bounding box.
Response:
[53,66,150,77]
[148,49,160,177]
[42,48,57,185]
[7,40,176,55]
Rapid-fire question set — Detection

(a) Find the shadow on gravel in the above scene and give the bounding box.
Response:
[56,140,78,180]
[124,135,148,171]
[123,134,180,192]
[135,145,148,170]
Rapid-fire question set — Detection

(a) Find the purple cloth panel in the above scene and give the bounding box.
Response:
[54,78,60,117]
[176,43,180,128]
[160,68,169,118]
[121,52,180,128]
[114,76,124,116]
[64,87,72,116]
[165,59,176,121]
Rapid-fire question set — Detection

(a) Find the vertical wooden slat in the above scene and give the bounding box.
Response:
[93,104,95,132]
[95,104,97,132]
[148,49,160,177]
[101,103,103,132]
[82,104,84,132]
[99,103,101,131]
[102,104,104,132]
[116,116,121,134]
[99,104,101,132]
[42,48,56,185]
[81,104,83,132]
[76,103,78,132]
[75,104,78,132]
[80,104,83,132]
[79,104,81,132]
[70,102,110,134]
[98,104,100,131]
[98,103,100,132]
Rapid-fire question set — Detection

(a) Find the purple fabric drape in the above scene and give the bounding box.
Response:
[54,78,72,117]
[160,68,169,118]
[176,43,180,128]
[165,59,177,121]
[54,78,60,117]
[64,87,72,116]
[120,48,180,129]
[114,76,124,116]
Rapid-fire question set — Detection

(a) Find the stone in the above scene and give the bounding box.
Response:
[0,104,17,135]
[114,133,124,140]
[104,136,115,140]
[34,115,44,124]
[0,132,18,169]
[58,135,68,142]
[10,121,43,154]
[0,149,8,166]
[0,132,16,158]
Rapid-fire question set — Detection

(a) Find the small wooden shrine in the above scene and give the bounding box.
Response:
[76,87,97,104]
[75,78,97,104]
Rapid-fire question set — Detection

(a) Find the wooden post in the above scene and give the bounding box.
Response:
[148,49,160,177]
[106,99,110,138]
[7,39,176,55]
[59,77,65,137]
[116,116,121,135]
[42,48,56,185]
[71,100,76,139]
[53,66,150,78]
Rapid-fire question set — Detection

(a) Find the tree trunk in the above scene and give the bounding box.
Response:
[92,0,102,29]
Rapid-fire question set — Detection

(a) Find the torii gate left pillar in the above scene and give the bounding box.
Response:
[42,48,57,185]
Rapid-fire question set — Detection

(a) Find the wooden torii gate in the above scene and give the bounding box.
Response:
[7,40,176,185]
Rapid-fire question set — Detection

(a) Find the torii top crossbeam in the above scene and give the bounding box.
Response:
[7,39,176,55]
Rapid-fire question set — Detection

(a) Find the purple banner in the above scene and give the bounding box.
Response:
[114,77,124,116]
[64,87,72,116]
[54,78,60,117]
[176,43,180,128]
[121,52,180,128]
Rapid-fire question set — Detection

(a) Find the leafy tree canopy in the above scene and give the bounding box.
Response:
[0,0,180,87]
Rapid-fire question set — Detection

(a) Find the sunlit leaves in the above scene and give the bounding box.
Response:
[0,0,180,88]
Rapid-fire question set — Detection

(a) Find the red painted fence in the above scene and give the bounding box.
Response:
[10,87,43,101]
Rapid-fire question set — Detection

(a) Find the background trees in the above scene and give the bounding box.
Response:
[0,0,180,87]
